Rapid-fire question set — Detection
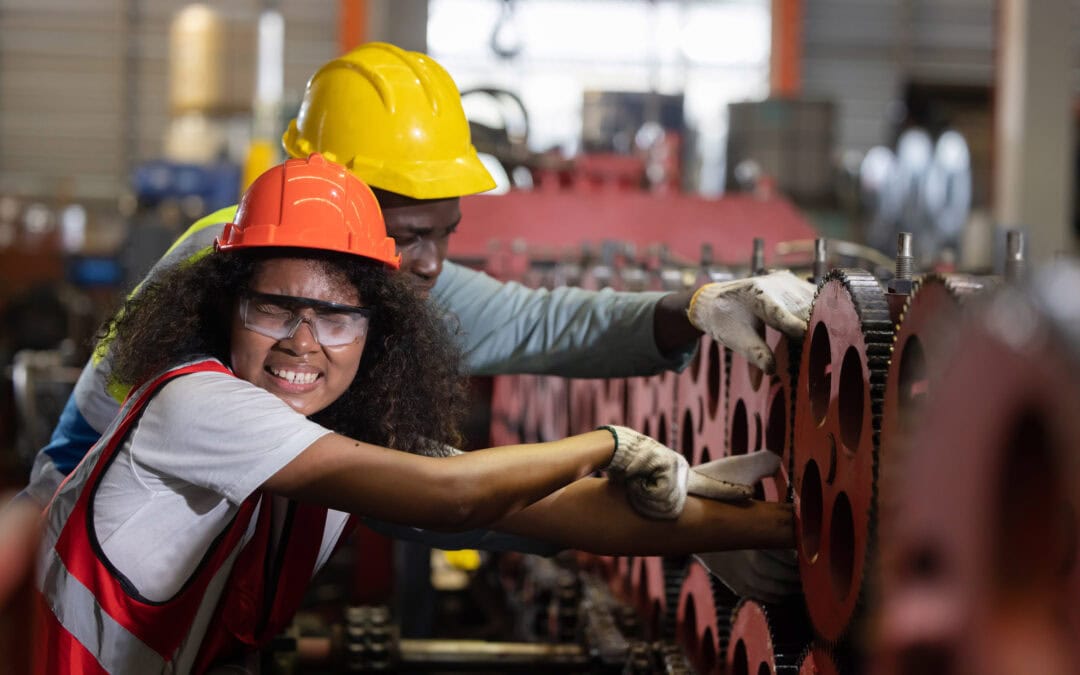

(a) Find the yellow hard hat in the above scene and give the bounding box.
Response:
[282,42,496,200]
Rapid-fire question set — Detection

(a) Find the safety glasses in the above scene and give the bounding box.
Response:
[239,289,373,347]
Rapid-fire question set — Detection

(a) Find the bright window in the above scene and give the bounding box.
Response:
[428,0,771,194]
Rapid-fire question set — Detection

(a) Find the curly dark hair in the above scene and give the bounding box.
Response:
[102,248,467,454]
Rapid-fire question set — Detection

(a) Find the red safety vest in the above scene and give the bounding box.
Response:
[34,359,354,674]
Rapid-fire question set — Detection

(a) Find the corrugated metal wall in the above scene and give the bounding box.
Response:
[0,0,338,202]
[801,0,997,154]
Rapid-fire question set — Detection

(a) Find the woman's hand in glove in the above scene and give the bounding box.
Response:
[687,270,817,374]
[603,425,781,520]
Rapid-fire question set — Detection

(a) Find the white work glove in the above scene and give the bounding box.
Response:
[688,270,817,373]
[602,425,781,520]
[695,548,801,604]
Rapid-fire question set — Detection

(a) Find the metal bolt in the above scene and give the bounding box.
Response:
[1006,230,1026,282]
[700,243,714,267]
[890,232,914,294]
[812,238,828,284]
[751,237,765,275]
[895,232,913,280]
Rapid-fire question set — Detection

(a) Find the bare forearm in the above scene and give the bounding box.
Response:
[653,290,701,355]
[494,477,794,555]
[265,431,617,531]
[450,431,617,526]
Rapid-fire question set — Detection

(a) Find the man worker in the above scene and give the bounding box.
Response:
[25,42,809,605]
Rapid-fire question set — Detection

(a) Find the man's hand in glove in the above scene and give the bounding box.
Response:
[688,270,817,374]
[602,425,781,519]
[694,548,801,604]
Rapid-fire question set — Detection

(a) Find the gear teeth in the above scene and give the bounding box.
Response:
[728,598,812,674]
[781,333,802,502]
[796,641,856,674]
[722,344,732,457]
[897,273,989,330]
[660,556,690,641]
[759,600,813,673]
[711,570,740,660]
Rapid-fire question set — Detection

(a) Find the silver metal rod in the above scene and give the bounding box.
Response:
[751,237,765,275]
[895,232,913,281]
[296,637,590,669]
[1005,230,1026,282]
[399,639,588,666]
[812,237,827,283]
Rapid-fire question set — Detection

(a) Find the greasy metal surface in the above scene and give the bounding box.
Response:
[726,325,798,502]
[793,269,892,643]
[875,278,1080,675]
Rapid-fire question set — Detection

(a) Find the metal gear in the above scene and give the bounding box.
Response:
[536,375,571,442]
[673,559,739,674]
[878,273,988,547]
[610,556,636,604]
[623,555,690,644]
[629,557,669,642]
[875,271,1080,675]
[881,273,986,458]
[597,377,631,428]
[660,556,691,642]
[628,371,676,448]
[725,598,811,675]
[344,605,397,671]
[793,269,893,644]
[490,374,527,445]
[726,325,800,501]
[568,377,602,436]
[675,335,727,466]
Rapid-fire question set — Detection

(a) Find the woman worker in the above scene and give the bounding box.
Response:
[34,154,790,674]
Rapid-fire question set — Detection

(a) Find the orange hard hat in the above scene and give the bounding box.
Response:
[216,153,400,269]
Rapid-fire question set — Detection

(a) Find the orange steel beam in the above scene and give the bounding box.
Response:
[339,0,367,54]
[770,0,802,97]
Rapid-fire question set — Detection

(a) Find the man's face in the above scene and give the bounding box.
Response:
[376,191,461,295]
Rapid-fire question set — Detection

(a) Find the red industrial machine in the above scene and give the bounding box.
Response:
[262,163,1080,674]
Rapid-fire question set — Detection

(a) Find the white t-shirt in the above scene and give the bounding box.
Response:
[92,370,338,602]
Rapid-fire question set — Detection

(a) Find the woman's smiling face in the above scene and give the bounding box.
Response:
[230,257,367,415]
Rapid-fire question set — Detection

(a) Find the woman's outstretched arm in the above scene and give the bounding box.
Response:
[492,477,794,554]
[262,430,619,531]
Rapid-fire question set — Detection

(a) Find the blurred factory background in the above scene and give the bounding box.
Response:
[2,1,1079,673]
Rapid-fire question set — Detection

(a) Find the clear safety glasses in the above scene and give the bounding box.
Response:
[239,289,373,347]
